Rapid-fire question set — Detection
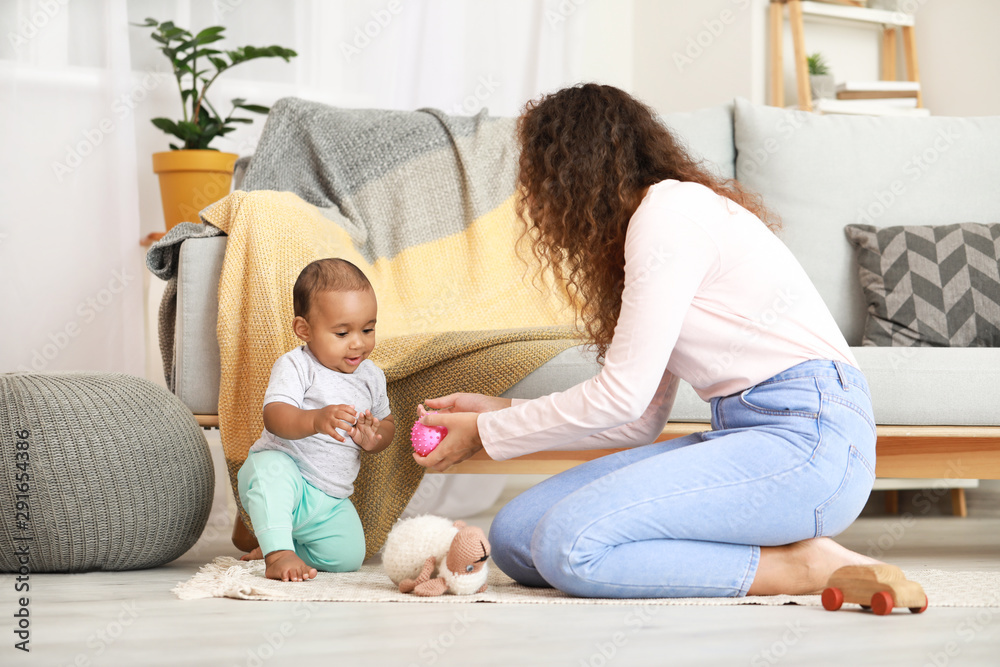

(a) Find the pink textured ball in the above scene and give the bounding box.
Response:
[411,412,448,456]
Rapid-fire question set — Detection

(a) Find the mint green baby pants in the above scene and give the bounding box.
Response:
[237,450,365,572]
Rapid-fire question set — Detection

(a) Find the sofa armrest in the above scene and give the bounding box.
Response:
[175,236,227,415]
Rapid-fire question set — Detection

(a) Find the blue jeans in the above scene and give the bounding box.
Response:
[488,359,877,598]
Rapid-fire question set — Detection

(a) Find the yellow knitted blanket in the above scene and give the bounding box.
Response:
[202,190,581,560]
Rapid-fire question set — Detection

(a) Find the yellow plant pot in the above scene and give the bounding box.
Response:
[152,150,238,231]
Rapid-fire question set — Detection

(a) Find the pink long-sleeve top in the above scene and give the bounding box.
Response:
[478,179,857,461]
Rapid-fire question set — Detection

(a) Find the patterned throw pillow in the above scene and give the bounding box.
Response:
[844,223,1000,347]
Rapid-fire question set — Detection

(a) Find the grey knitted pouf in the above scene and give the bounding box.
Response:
[0,373,214,572]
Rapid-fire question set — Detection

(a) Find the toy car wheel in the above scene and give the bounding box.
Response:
[909,595,928,614]
[871,591,894,615]
[822,587,844,611]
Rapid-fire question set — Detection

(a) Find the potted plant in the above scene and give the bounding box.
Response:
[807,52,835,101]
[134,18,296,231]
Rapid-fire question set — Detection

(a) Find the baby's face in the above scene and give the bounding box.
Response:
[299,289,378,374]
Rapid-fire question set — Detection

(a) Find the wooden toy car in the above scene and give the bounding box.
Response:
[822,564,928,615]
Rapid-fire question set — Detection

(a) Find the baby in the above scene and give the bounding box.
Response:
[238,258,395,581]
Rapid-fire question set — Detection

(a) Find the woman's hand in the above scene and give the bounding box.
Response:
[412,407,486,472]
[423,392,512,415]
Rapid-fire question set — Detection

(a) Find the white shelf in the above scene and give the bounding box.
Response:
[873,479,979,491]
[800,1,915,27]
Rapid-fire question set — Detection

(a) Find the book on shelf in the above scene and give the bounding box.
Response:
[830,96,918,108]
[836,80,921,93]
[837,89,919,100]
[812,98,930,117]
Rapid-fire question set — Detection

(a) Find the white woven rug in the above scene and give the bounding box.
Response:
[173,557,1000,607]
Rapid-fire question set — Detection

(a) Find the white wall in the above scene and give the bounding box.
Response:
[631,0,999,116]
[632,0,767,114]
[915,0,1000,116]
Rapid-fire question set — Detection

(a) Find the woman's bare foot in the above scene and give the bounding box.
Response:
[263,550,318,582]
[748,537,882,596]
[240,547,263,562]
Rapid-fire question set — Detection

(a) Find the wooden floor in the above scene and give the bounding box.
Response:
[5,433,1000,667]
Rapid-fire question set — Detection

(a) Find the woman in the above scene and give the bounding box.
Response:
[413,83,879,599]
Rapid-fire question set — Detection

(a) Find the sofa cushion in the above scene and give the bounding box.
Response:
[733,98,1000,345]
[669,346,1000,427]
[662,102,735,180]
[853,347,1000,426]
[844,223,1000,347]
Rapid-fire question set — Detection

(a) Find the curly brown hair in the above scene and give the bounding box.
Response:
[515,83,777,362]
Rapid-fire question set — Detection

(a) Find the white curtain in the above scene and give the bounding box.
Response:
[1,0,630,517]
[1,0,145,376]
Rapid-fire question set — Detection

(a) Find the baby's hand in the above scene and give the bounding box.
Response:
[351,409,382,451]
[313,404,358,442]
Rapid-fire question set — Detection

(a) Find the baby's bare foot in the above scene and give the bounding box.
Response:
[749,537,882,596]
[263,550,318,582]
[240,547,263,561]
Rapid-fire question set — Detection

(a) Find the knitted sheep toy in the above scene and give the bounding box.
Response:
[381,515,490,596]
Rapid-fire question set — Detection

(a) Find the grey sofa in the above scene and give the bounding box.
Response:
[165,98,1000,479]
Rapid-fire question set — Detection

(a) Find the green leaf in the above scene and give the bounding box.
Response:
[194,34,225,47]
[136,17,296,150]
[177,120,201,140]
[195,26,225,41]
[151,117,180,135]
[163,27,189,40]
[169,143,181,150]
[237,104,269,114]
